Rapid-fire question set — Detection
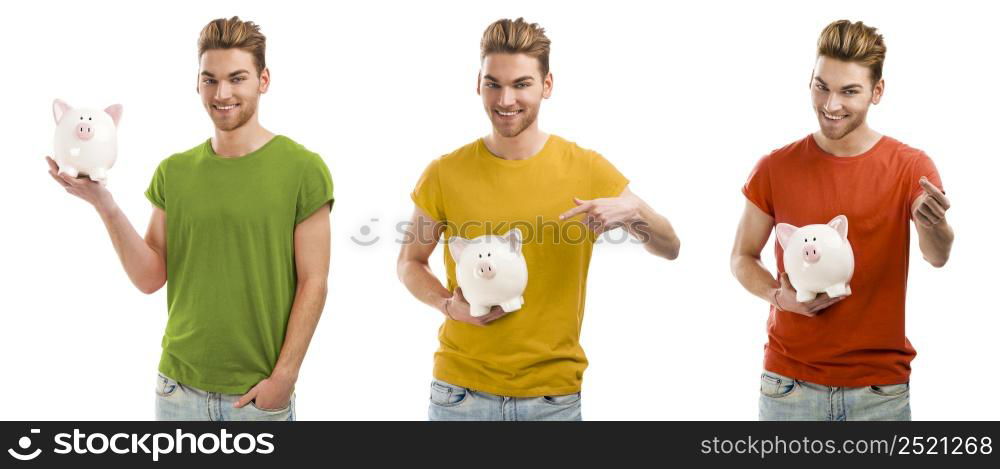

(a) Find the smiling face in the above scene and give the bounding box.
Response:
[477,53,552,138]
[810,56,883,140]
[198,48,270,131]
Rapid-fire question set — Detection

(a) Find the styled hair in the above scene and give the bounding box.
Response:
[817,20,886,84]
[480,17,551,76]
[197,16,266,75]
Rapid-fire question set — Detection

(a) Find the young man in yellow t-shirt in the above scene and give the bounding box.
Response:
[397,18,681,421]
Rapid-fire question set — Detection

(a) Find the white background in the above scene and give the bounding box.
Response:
[1,0,996,420]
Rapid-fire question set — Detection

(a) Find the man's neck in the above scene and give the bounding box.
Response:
[211,118,275,158]
[483,126,549,161]
[813,123,882,157]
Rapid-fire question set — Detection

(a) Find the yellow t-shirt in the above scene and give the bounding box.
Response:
[411,135,629,397]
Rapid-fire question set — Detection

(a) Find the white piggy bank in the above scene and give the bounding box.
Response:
[449,228,528,317]
[52,99,122,185]
[776,215,854,303]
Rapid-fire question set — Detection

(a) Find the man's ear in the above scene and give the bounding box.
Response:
[259,67,271,94]
[871,78,884,105]
[542,71,553,99]
[476,71,482,96]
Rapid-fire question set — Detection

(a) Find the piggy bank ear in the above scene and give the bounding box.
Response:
[828,215,848,241]
[104,104,123,127]
[502,228,523,253]
[53,99,71,124]
[775,223,798,249]
[448,237,468,263]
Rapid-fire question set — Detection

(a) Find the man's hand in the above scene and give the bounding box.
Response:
[912,177,950,228]
[234,373,295,411]
[443,287,510,326]
[911,177,954,267]
[559,194,641,234]
[46,156,114,211]
[773,272,848,317]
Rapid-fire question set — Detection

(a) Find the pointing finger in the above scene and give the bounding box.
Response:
[559,201,593,220]
[919,177,948,205]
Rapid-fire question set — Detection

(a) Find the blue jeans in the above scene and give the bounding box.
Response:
[758,370,911,421]
[428,379,582,421]
[154,373,296,421]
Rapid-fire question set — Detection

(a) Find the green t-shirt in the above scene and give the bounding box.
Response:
[145,135,333,394]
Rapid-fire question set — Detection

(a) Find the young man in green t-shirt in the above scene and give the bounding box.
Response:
[45,17,333,421]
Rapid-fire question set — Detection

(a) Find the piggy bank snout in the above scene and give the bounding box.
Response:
[802,243,822,264]
[474,259,497,280]
[75,121,95,141]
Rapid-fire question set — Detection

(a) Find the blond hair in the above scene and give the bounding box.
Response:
[198,16,267,75]
[817,20,886,84]
[480,18,551,76]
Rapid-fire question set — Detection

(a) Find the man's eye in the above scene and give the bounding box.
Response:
[844,90,857,95]
[203,79,215,84]
[232,77,245,83]
[515,83,529,88]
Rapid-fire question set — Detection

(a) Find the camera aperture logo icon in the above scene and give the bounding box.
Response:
[351,218,380,246]
[8,429,41,461]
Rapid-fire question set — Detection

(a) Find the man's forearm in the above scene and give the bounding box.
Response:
[271,280,328,381]
[628,201,680,260]
[731,254,780,306]
[398,260,451,314]
[96,201,165,294]
[916,219,954,267]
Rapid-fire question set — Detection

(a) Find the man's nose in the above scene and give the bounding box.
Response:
[215,81,233,100]
[499,87,517,107]
[824,92,843,112]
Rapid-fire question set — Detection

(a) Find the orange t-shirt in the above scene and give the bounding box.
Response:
[742,134,942,387]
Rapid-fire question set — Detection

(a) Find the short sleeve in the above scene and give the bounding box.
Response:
[906,151,943,215]
[145,159,167,210]
[742,154,774,216]
[410,159,446,222]
[590,151,629,199]
[295,153,334,224]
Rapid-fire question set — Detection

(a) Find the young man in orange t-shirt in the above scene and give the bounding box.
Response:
[730,20,954,421]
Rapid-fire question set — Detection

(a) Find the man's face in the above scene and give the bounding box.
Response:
[477,53,552,138]
[810,56,883,140]
[197,48,269,132]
